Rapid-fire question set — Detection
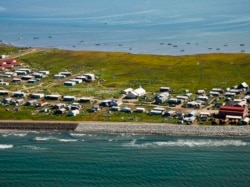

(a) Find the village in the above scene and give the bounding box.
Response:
[0,56,250,125]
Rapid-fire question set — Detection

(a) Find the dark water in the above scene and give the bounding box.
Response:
[1,132,250,187]
[0,0,250,55]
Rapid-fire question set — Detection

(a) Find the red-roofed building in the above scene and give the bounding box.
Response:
[219,105,248,119]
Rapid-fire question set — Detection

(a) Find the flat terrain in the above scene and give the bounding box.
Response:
[0,45,249,123]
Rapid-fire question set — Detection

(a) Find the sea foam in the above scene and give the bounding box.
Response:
[123,139,248,148]
[0,144,13,149]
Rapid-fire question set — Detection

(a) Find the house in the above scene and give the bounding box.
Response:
[21,75,34,81]
[64,81,76,86]
[176,95,189,102]
[164,110,177,117]
[2,97,13,104]
[110,106,120,111]
[0,90,9,96]
[196,96,208,104]
[0,82,9,86]
[68,110,80,116]
[54,108,67,115]
[45,94,62,100]
[184,111,197,124]
[18,68,32,74]
[11,98,25,106]
[67,103,81,110]
[28,79,39,84]
[11,78,22,83]
[75,75,88,81]
[83,73,95,82]
[35,101,48,107]
[187,101,202,109]
[54,74,66,79]
[5,72,17,77]
[197,89,205,95]
[238,82,249,90]
[15,70,27,75]
[209,91,220,97]
[121,88,133,95]
[218,105,248,119]
[224,92,236,98]
[121,106,133,113]
[88,104,100,112]
[12,92,26,98]
[69,79,82,84]
[125,87,146,99]
[155,92,169,104]
[159,87,172,92]
[39,71,50,75]
[25,99,38,106]
[148,107,165,115]
[52,103,66,109]
[99,99,122,107]
[59,72,72,77]
[134,107,146,113]
[198,112,211,121]
[32,73,45,78]
[211,88,224,94]
[62,96,76,102]
[30,93,45,99]
[168,98,182,105]
[78,97,92,103]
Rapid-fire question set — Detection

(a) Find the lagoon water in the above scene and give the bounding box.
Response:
[0,0,250,55]
[1,132,250,186]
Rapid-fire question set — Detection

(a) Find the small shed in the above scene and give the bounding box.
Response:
[31,93,45,99]
[45,94,62,100]
[83,73,95,82]
[12,92,26,98]
[63,96,76,102]
[0,90,9,96]
[69,79,82,84]
[54,74,66,79]
[68,110,80,116]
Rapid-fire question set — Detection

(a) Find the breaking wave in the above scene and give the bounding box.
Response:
[123,139,249,148]
[34,136,78,142]
[0,144,13,149]
[58,139,78,142]
[2,133,27,137]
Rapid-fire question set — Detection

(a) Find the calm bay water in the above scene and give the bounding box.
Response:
[0,0,250,55]
[1,132,250,187]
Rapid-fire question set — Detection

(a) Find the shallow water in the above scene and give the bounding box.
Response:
[0,0,249,55]
[1,132,250,186]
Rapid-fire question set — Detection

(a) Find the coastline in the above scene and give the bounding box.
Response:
[0,120,250,137]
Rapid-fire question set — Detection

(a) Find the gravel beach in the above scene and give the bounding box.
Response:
[76,122,250,137]
[0,120,250,137]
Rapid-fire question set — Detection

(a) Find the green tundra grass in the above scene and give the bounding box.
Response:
[0,45,250,122]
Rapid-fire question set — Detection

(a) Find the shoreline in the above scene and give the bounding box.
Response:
[0,120,250,137]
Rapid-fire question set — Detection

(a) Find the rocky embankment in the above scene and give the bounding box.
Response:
[0,120,250,137]
[76,122,250,137]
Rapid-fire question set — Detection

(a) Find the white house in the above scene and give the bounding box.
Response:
[64,81,76,86]
[125,87,146,99]
[30,93,45,99]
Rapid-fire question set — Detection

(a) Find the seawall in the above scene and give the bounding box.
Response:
[0,121,78,131]
[0,120,250,137]
[76,122,250,137]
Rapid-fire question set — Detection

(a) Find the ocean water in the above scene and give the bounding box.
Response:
[1,132,250,187]
[0,0,250,55]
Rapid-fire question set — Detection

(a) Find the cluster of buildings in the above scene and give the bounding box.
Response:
[0,57,249,125]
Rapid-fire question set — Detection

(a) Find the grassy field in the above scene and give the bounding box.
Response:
[0,45,250,122]
[15,48,250,93]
